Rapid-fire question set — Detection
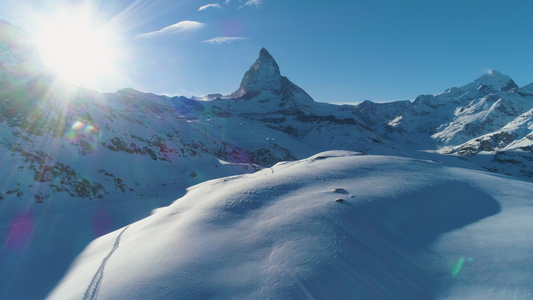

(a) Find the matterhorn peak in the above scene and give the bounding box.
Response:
[230,47,283,98]
[257,48,280,74]
[230,48,314,105]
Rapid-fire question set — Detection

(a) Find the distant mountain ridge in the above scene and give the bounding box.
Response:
[1,19,533,206]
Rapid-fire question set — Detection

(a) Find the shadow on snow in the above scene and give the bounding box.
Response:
[295,182,501,299]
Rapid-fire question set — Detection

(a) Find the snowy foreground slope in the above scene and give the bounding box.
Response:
[49,151,533,299]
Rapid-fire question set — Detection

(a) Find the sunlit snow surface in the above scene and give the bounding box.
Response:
[49,151,533,299]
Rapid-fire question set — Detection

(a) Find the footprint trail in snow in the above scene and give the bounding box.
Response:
[83,226,129,300]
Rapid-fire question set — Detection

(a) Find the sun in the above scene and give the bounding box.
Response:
[35,8,121,89]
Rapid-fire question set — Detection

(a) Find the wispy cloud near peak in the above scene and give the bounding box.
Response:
[202,36,248,44]
[136,21,206,38]
[198,3,222,11]
[237,0,262,9]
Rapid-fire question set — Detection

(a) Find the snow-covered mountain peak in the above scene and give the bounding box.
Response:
[460,70,518,93]
[257,47,280,74]
[230,47,283,99]
[229,48,315,107]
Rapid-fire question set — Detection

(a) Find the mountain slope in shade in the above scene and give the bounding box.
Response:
[48,152,533,299]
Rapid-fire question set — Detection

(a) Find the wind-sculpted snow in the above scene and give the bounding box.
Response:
[49,152,533,299]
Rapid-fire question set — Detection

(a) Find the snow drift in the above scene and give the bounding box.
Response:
[49,152,533,299]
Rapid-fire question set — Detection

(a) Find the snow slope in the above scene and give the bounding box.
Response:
[49,151,533,299]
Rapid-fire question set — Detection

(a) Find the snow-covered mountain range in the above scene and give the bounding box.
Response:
[1,20,532,299]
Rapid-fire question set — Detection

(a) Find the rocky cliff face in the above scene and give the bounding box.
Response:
[230,48,283,98]
[230,47,315,105]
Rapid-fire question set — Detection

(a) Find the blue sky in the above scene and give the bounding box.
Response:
[1,0,533,103]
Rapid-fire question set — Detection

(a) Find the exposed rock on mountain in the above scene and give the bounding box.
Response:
[230,47,315,105]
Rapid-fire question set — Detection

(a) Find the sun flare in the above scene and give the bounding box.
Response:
[35,9,120,88]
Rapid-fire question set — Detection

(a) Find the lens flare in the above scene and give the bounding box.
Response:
[67,121,100,140]
[66,121,102,155]
[451,256,473,277]
[5,213,34,249]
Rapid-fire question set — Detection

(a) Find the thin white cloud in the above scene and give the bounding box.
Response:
[136,21,206,38]
[202,36,248,44]
[198,3,222,11]
[244,0,261,7]
[237,0,261,9]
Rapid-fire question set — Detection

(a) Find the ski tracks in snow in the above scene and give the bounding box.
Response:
[83,226,129,300]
